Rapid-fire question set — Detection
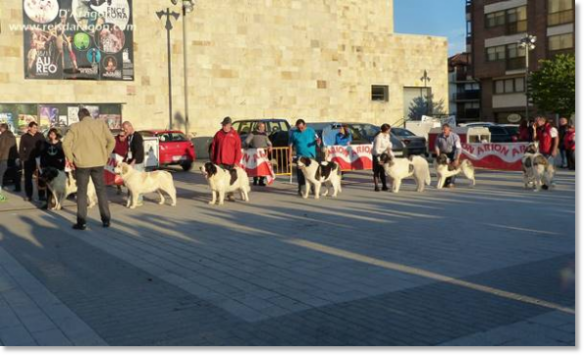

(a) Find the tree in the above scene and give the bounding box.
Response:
[408,93,446,121]
[530,54,575,118]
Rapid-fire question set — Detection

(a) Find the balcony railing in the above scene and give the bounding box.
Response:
[457,109,481,120]
[548,9,574,26]
[453,91,481,101]
[506,57,526,71]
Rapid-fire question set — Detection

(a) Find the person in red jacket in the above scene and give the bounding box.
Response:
[564,123,575,171]
[533,117,560,160]
[210,117,242,169]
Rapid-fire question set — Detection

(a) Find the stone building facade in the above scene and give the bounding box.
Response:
[1,0,447,146]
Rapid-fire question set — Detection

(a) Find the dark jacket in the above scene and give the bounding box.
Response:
[41,141,66,171]
[558,124,568,149]
[128,132,145,165]
[19,132,45,162]
[0,130,17,161]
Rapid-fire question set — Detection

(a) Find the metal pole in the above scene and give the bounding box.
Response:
[525,45,529,122]
[182,6,189,131]
[167,24,173,130]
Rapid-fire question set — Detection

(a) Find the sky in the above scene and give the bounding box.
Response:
[394,0,467,56]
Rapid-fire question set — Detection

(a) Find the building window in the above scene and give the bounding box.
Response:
[548,0,574,26]
[485,6,526,34]
[548,33,574,51]
[486,11,506,28]
[486,45,506,61]
[506,7,527,34]
[465,102,480,109]
[372,85,389,102]
[494,78,525,94]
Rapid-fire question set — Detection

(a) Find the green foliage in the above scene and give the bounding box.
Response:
[530,54,575,118]
[408,93,446,121]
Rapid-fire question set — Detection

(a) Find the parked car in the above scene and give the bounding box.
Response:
[138,130,196,171]
[232,119,291,147]
[391,127,427,156]
[305,122,407,158]
[499,124,520,142]
[459,122,497,128]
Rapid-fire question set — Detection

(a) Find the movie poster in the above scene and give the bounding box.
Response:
[23,0,134,81]
[17,114,38,135]
[98,114,121,129]
[40,105,61,128]
[0,113,16,133]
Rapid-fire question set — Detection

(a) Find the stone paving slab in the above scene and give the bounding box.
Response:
[0,167,575,346]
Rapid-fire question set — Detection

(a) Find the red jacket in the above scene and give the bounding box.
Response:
[564,129,575,151]
[518,125,530,142]
[114,135,128,157]
[537,123,554,155]
[210,128,242,166]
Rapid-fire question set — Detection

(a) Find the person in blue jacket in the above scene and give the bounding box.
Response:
[334,124,353,146]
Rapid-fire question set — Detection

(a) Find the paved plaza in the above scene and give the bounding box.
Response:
[0,166,576,346]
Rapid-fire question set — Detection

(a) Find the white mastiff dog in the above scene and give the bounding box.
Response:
[200,162,251,205]
[435,154,476,189]
[115,163,177,209]
[380,154,431,193]
[296,157,342,199]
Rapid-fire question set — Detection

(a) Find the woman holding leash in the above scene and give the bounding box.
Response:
[40,128,65,209]
[372,124,393,192]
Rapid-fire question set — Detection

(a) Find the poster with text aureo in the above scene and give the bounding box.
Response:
[23,0,134,81]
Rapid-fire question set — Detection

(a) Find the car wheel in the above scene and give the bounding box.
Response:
[181,161,193,171]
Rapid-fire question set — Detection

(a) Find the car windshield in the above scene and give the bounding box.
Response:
[392,128,415,137]
[158,132,187,142]
[489,127,508,135]
[236,120,289,134]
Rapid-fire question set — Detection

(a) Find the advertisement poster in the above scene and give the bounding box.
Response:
[461,142,527,171]
[23,0,134,81]
[40,105,61,128]
[0,113,16,133]
[326,145,373,171]
[98,114,121,129]
[241,149,276,184]
[17,114,38,135]
[67,106,79,125]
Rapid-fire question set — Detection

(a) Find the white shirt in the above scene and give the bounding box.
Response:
[550,127,558,139]
[373,132,393,156]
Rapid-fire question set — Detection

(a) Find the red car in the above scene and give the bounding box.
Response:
[139,130,196,171]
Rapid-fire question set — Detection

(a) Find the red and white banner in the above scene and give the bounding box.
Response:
[241,149,276,184]
[104,154,124,186]
[325,144,373,171]
[462,142,528,171]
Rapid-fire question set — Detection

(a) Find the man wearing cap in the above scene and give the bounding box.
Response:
[210,117,243,170]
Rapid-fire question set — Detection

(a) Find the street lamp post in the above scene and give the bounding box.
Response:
[156,8,180,130]
[518,34,536,122]
[171,0,195,132]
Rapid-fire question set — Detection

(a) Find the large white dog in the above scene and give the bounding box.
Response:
[40,167,97,210]
[297,157,342,199]
[522,143,555,192]
[435,154,476,189]
[115,163,177,209]
[380,154,431,193]
[200,162,251,205]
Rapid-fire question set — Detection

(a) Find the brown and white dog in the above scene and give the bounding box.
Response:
[115,163,177,209]
[522,143,555,192]
[297,157,342,199]
[200,162,251,205]
[381,154,431,193]
[39,167,97,210]
[435,154,476,189]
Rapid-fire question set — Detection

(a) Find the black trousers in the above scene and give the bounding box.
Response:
[567,150,575,170]
[75,167,110,225]
[23,160,36,199]
[0,160,7,190]
[443,152,456,186]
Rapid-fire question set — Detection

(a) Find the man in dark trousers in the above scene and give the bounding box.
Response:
[0,123,19,201]
[63,108,115,230]
[19,121,45,201]
[122,121,145,205]
[210,117,243,170]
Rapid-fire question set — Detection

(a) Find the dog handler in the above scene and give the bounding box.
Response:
[63,108,115,230]
[372,124,393,192]
[434,124,462,188]
[289,119,321,196]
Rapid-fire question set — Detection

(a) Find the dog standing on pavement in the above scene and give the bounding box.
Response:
[435,154,476,189]
[200,162,251,205]
[39,167,97,210]
[522,143,555,192]
[296,157,342,199]
[380,154,431,193]
[115,162,177,209]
